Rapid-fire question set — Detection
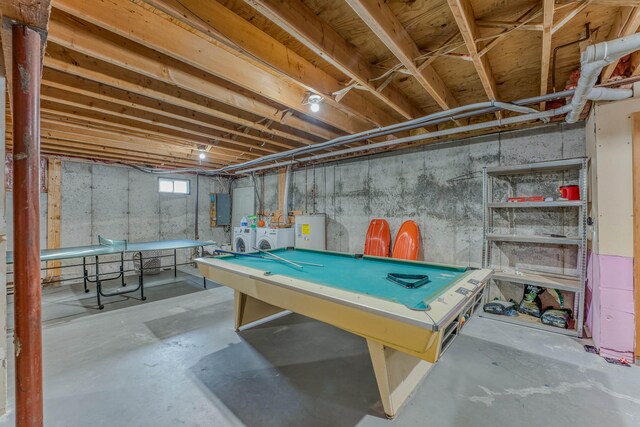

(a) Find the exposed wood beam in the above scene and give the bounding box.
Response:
[53,0,374,135]
[601,6,640,82]
[46,15,339,141]
[241,0,421,120]
[142,0,408,125]
[43,48,322,147]
[0,0,51,109]
[45,159,61,280]
[40,99,272,160]
[446,0,501,113]
[552,0,592,35]
[344,0,460,113]
[475,20,543,31]
[40,87,280,155]
[540,0,555,109]
[39,120,238,163]
[41,69,301,151]
[477,5,543,58]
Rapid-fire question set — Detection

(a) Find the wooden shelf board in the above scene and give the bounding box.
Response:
[479,311,579,336]
[492,270,581,292]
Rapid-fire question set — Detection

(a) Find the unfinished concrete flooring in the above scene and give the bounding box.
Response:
[1,271,639,426]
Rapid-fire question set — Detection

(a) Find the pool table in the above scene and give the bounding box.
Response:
[197,248,493,417]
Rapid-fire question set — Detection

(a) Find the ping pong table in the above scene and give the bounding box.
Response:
[7,236,217,309]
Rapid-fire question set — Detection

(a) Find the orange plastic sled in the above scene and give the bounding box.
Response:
[364,219,391,257]
[392,220,420,260]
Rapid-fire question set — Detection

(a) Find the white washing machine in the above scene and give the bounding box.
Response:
[256,227,294,250]
[232,227,256,253]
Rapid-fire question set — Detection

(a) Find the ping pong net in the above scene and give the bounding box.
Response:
[98,235,128,251]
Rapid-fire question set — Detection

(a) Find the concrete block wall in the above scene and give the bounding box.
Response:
[244,123,585,271]
[6,161,231,282]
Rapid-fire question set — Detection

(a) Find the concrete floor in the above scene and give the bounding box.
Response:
[1,270,640,427]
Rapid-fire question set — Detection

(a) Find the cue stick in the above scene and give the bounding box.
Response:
[252,247,304,269]
[214,249,323,267]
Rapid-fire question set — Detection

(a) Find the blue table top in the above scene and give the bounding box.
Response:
[6,239,217,264]
[218,248,469,310]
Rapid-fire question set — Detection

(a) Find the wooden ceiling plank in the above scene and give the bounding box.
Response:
[344,0,460,113]
[40,102,269,158]
[40,89,280,154]
[41,70,300,151]
[46,16,339,141]
[142,0,407,125]
[446,0,501,117]
[39,119,243,162]
[53,0,374,134]
[475,20,543,31]
[601,6,640,82]
[241,0,422,120]
[540,0,555,109]
[40,122,232,162]
[44,52,321,147]
[552,0,593,34]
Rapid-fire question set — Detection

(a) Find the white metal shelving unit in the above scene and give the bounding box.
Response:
[481,158,588,337]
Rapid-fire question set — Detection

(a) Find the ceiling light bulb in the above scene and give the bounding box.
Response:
[199,152,206,160]
[310,103,320,113]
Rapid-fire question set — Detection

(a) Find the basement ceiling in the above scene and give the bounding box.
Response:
[1,0,639,170]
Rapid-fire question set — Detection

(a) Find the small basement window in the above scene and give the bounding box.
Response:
[158,178,190,194]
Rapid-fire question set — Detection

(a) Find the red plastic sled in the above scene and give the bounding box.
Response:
[392,220,420,261]
[364,219,391,257]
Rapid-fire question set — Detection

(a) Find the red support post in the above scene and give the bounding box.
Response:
[12,24,43,427]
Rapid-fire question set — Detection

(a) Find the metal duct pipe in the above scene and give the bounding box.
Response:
[566,33,640,123]
[299,105,573,163]
[223,98,561,174]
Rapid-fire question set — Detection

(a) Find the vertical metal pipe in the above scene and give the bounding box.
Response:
[12,24,43,427]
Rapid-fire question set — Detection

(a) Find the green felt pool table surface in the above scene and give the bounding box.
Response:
[218,248,470,310]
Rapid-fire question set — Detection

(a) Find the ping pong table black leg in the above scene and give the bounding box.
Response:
[200,246,207,289]
[174,249,177,278]
[139,251,147,301]
[120,252,126,287]
[83,257,89,293]
[95,256,103,310]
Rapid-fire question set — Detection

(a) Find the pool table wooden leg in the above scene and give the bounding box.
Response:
[234,290,286,331]
[366,338,434,418]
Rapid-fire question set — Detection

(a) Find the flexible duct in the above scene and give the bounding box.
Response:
[566,32,640,123]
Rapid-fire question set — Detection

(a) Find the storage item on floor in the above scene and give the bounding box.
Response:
[294,214,326,250]
[364,219,391,257]
[256,227,294,250]
[232,227,256,253]
[392,220,420,260]
[483,299,518,316]
[481,158,588,337]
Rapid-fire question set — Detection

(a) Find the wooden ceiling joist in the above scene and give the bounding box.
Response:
[344,0,460,114]
[446,0,501,111]
[40,88,280,155]
[141,0,408,125]
[39,99,272,159]
[53,0,377,135]
[43,50,324,147]
[540,0,555,107]
[242,0,422,120]
[39,120,241,163]
[46,16,340,142]
[41,69,302,151]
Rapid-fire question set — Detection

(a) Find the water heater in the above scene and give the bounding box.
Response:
[294,214,326,250]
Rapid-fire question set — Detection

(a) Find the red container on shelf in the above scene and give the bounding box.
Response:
[559,185,580,200]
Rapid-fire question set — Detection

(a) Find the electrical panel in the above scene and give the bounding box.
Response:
[210,193,231,227]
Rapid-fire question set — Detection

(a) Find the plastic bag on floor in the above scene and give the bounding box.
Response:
[518,285,545,317]
[483,299,518,316]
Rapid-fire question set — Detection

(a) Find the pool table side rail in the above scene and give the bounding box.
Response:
[196,255,492,331]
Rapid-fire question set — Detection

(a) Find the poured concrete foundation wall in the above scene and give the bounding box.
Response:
[236,123,585,271]
[6,161,231,281]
